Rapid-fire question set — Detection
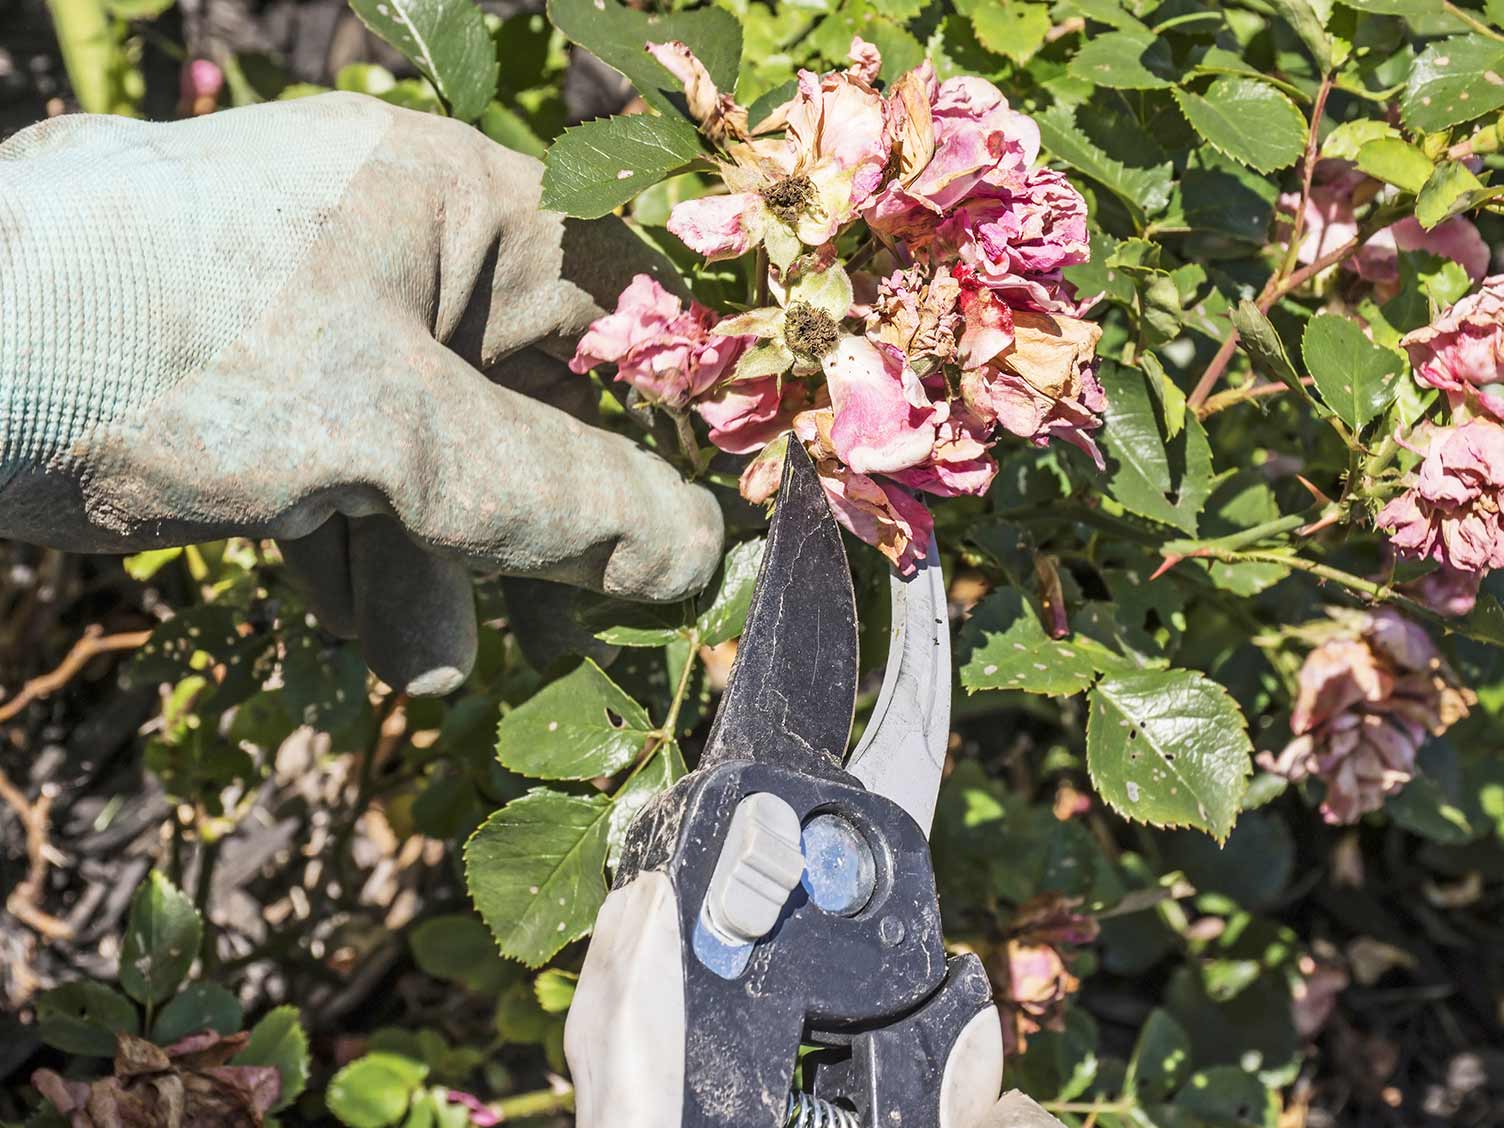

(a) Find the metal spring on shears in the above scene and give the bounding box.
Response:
[785,1091,860,1128]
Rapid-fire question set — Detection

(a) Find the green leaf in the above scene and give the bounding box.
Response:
[347,0,497,122]
[410,915,514,994]
[959,589,1135,697]
[534,969,579,1014]
[547,0,741,118]
[327,1053,430,1128]
[1175,1065,1278,1125]
[1069,29,1179,89]
[1322,118,1401,161]
[1087,669,1253,842]
[1340,0,1440,12]
[696,538,767,646]
[1416,159,1504,229]
[1097,362,1216,535]
[124,607,243,688]
[479,102,547,158]
[119,871,203,1007]
[1173,79,1308,173]
[1356,137,1435,194]
[1268,0,1333,70]
[150,983,243,1044]
[122,547,183,581]
[280,635,369,733]
[1402,36,1504,132]
[1301,313,1403,431]
[1231,301,1322,418]
[465,788,614,966]
[608,741,686,871]
[232,1005,310,1112]
[101,0,175,17]
[971,0,1053,63]
[1037,104,1174,221]
[496,659,651,781]
[541,114,703,221]
[1126,1008,1193,1101]
[37,981,139,1057]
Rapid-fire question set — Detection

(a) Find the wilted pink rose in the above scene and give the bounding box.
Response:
[569,274,748,409]
[846,36,882,85]
[959,301,1107,468]
[864,265,962,364]
[179,58,224,117]
[670,60,886,261]
[1353,216,1491,287]
[1400,275,1504,420]
[1376,418,1504,573]
[646,41,747,144]
[1258,609,1473,824]
[698,375,805,454]
[864,65,1039,239]
[1275,160,1366,267]
[1401,562,1483,617]
[1293,955,1349,1041]
[956,284,1015,371]
[929,174,1090,316]
[823,336,945,475]
[889,409,998,497]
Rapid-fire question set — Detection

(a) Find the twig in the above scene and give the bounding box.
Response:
[1279,72,1336,282]
[1443,0,1504,41]
[0,766,73,941]
[1198,377,1316,419]
[494,1085,575,1120]
[0,625,152,724]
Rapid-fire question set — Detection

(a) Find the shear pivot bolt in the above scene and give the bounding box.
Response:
[801,814,877,917]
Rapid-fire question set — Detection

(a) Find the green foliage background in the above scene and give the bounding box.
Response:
[14,0,1504,1124]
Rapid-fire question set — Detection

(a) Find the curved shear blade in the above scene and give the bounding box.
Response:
[699,441,857,774]
[845,533,950,837]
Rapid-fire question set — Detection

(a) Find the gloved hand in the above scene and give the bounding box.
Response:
[0,92,723,694]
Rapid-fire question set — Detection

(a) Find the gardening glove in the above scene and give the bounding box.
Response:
[0,92,723,695]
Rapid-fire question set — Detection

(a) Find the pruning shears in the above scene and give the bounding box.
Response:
[564,441,1006,1128]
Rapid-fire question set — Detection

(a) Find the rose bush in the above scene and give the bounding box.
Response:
[16,0,1504,1125]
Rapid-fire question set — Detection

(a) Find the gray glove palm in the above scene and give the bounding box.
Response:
[0,92,722,693]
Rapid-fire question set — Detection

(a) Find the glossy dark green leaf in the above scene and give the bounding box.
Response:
[1301,313,1403,431]
[119,871,203,1006]
[1037,104,1174,221]
[1069,29,1178,88]
[1126,1008,1193,1101]
[696,537,767,646]
[1173,79,1307,173]
[465,788,614,966]
[37,981,140,1057]
[959,589,1136,697]
[1087,669,1253,842]
[347,0,498,121]
[1402,36,1504,131]
[150,983,243,1044]
[496,659,651,780]
[232,1005,310,1112]
[1096,362,1217,534]
[541,113,703,221]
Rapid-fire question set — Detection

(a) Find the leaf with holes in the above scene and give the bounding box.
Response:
[608,741,686,871]
[541,114,704,221]
[1087,669,1253,842]
[497,659,652,781]
[465,788,614,966]
[1301,314,1403,432]
[1402,36,1504,132]
[1173,79,1307,173]
[1068,29,1178,89]
[119,871,203,1006]
[347,0,497,121]
[959,589,1136,697]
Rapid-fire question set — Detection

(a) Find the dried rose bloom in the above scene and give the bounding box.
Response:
[34,1031,281,1128]
[646,41,749,145]
[864,265,962,366]
[568,274,748,410]
[1376,418,1504,575]
[1258,609,1474,824]
[1400,275,1504,421]
[987,894,1097,1054]
[1400,562,1483,618]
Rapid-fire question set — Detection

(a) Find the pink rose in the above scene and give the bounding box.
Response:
[697,376,804,454]
[889,409,998,498]
[1400,562,1483,617]
[846,36,882,85]
[1376,418,1504,573]
[1257,609,1473,824]
[646,41,748,144]
[864,265,962,365]
[823,336,945,475]
[1275,160,1365,267]
[569,274,748,409]
[1352,215,1491,287]
[179,58,224,117]
[1400,275,1504,420]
